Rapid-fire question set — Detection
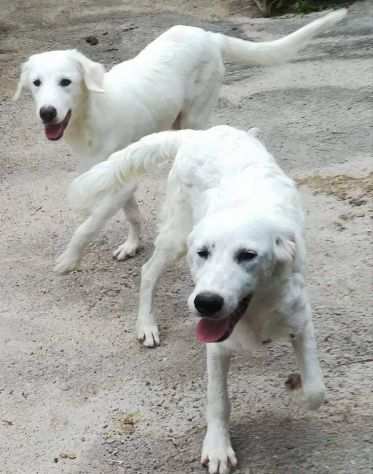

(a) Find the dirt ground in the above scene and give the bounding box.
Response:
[0,1,372,473]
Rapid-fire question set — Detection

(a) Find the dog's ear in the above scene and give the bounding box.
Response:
[273,231,296,264]
[13,61,29,101]
[70,50,105,93]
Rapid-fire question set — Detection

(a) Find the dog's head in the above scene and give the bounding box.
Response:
[13,49,105,141]
[187,210,299,344]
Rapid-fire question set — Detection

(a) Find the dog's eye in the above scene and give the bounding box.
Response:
[33,79,41,87]
[197,248,210,259]
[60,78,72,87]
[236,250,257,263]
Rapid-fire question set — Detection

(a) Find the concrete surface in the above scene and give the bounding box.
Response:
[0,1,372,473]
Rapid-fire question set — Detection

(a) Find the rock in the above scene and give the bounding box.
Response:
[85,35,99,46]
[59,452,77,460]
[349,198,367,207]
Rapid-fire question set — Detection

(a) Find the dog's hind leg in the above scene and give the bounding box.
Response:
[113,192,142,261]
[201,344,237,474]
[179,59,224,130]
[290,304,326,410]
[54,190,127,274]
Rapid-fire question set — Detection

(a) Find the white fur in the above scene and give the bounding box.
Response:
[14,9,346,273]
[76,126,326,471]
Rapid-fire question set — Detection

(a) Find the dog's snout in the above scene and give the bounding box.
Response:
[194,292,224,316]
[39,106,57,123]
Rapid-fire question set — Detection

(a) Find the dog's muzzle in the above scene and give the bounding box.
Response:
[42,109,72,141]
[40,105,57,123]
[194,292,224,316]
[195,294,252,344]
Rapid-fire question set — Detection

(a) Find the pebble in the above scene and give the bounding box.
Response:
[86,35,99,46]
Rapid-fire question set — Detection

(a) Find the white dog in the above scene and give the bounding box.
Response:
[69,125,326,471]
[14,10,346,274]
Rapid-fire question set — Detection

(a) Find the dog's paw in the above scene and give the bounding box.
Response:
[113,240,139,261]
[303,382,326,411]
[285,373,326,411]
[54,251,80,274]
[201,429,237,474]
[136,320,160,348]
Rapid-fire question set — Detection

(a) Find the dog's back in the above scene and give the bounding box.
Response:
[172,126,302,226]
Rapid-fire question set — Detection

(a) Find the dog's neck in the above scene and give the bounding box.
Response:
[64,87,110,165]
[64,88,90,153]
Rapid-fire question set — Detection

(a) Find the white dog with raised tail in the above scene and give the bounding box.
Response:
[70,125,326,472]
[14,9,346,273]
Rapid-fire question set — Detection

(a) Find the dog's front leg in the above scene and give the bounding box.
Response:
[201,344,237,474]
[291,310,326,410]
[137,238,184,347]
[136,248,166,347]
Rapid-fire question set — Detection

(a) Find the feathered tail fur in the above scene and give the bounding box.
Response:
[215,9,347,66]
[68,130,189,215]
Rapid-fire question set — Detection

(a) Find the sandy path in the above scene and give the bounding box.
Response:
[0,1,372,473]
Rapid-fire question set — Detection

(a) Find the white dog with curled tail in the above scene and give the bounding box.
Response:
[14,9,346,273]
[70,125,326,472]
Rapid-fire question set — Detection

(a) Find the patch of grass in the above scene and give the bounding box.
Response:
[252,0,355,17]
[292,0,353,14]
[296,172,373,204]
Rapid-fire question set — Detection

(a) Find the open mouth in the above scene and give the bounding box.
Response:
[196,295,252,344]
[44,110,71,141]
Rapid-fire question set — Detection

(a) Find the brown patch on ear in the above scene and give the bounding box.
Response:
[285,373,302,391]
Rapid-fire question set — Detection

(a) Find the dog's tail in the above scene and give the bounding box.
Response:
[216,9,346,66]
[68,130,188,215]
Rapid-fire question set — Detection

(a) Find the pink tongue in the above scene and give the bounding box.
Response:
[45,123,64,140]
[196,318,230,343]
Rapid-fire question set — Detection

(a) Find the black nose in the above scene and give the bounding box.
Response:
[194,292,224,316]
[39,106,57,123]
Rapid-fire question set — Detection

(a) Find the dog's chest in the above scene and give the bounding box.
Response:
[68,132,116,170]
[225,307,293,353]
